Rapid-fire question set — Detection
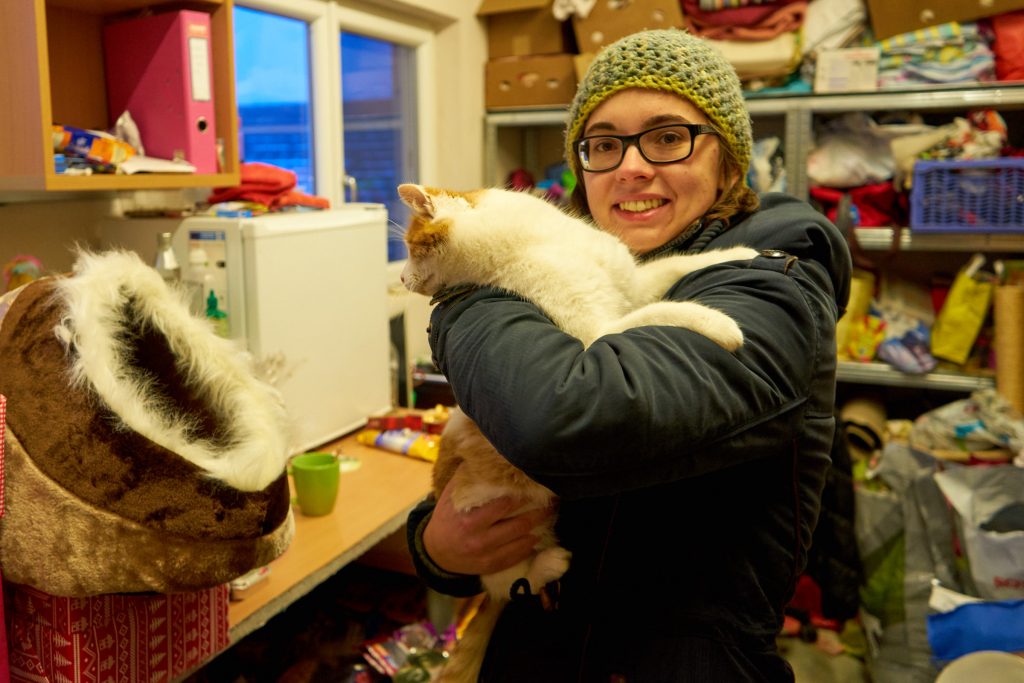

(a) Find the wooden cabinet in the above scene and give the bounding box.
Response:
[0,0,240,192]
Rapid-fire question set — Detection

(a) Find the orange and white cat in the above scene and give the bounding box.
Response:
[399,184,756,350]
[398,183,756,683]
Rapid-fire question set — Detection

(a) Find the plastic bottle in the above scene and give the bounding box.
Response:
[153,232,180,283]
[205,289,229,338]
[185,246,213,316]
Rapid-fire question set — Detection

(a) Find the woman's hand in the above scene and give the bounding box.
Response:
[424,474,552,576]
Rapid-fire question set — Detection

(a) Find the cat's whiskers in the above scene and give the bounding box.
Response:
[386,218,408,241]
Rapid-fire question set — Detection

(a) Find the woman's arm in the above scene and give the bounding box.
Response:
[428,207,847,499]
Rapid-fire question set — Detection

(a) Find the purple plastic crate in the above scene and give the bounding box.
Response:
[910,158,1024,233]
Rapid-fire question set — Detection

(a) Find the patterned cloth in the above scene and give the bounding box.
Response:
[864,21,996,88]
[6,584,230,683]
[683,0,807,41]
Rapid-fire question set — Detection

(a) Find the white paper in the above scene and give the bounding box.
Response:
[120,155,197,175]
[189,37,212,102]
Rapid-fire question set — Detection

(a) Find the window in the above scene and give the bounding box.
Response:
[232,0,433,268]
[233,7,315,193]
[341,33,418,261]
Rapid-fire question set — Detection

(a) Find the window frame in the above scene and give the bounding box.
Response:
[234,0,437,217]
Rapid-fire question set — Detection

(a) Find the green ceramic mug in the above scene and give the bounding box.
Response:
[290,452,340,516]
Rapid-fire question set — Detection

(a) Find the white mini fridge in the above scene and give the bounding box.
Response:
[164,206,393,454]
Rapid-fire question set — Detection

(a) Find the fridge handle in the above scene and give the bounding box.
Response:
[343,174,358,203]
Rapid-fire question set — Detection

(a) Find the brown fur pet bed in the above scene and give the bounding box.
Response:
[0,250,294,596]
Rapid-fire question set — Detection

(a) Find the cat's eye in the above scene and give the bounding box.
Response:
[574,123,718,173]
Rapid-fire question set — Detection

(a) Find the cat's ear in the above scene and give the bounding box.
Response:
[398,183,434,218]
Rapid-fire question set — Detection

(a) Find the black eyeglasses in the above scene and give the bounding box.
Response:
[574,123,719,173]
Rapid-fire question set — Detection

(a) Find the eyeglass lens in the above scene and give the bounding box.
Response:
[578,125,697,172]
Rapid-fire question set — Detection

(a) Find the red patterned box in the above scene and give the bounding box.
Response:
[6,583,230,683]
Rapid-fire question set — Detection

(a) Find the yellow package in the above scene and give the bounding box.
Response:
[52,124,136,165]
[356,428,439,463]
[836,268,876,360]
[931,254,995,365]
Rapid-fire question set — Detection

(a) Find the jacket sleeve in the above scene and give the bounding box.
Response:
[406,496,484,597]
[428,199,850,501]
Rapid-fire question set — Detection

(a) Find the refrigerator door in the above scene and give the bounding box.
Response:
[241,205,392,453]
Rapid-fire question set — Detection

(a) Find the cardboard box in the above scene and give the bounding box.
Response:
[478,0,570,59]
[866,0,1024,40]
[486,54,577,109]
[572,0,683,54]
[573,52,596,82]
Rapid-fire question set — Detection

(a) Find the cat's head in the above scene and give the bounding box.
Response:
[397,183,484,296]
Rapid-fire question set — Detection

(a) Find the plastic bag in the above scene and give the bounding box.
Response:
[926,582,1024,665]
[807,113,895,188]
[931,254,994,365]
[934,465,1024,601]
[909,389,1024,462]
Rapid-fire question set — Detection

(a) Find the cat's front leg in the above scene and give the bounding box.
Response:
[600,301,744,351]
[635,246,759,302]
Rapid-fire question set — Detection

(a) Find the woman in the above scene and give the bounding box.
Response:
[407,29,852,681]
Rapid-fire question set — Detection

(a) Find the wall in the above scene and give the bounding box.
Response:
[0,197,116,275]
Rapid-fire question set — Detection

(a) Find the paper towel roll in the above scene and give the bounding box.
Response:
[995,285,1024,414]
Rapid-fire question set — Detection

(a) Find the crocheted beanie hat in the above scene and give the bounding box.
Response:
[565,29,752,177]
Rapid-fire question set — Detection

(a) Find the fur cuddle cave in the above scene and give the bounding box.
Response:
[0,250,294,596]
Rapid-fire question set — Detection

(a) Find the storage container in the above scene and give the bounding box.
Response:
[910,158,1024,233]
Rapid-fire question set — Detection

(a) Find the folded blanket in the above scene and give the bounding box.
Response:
[209,161,330,210]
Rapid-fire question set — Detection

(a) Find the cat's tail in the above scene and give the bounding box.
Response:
[438,595,505,683]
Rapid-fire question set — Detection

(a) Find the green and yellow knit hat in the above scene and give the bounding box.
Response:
[565,29,752,179]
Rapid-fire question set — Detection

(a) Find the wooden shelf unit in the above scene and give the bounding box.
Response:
[0,0,240,192]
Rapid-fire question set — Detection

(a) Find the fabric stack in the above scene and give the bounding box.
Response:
[869,21,996,90]
[682,0,807,87]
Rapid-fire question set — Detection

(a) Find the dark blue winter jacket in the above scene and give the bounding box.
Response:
[408,193,852,682]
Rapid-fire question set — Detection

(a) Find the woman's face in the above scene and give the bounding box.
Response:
[580,89,727,254]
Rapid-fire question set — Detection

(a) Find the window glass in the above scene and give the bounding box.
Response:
[341,32,418,261]
[234,7,315,194]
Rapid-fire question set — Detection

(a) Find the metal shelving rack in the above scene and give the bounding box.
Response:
[485,83,1024,196]
[837,361,995,392]
[483,84,1024,393]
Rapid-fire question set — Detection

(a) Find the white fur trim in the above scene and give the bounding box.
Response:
[52,249,291,492]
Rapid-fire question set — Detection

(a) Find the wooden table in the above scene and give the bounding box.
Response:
[226,429,433,643]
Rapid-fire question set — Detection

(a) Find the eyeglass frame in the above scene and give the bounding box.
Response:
[573,123,720,173]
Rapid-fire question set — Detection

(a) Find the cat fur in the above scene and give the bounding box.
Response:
[399,183,757,350]
[430,407,567,683]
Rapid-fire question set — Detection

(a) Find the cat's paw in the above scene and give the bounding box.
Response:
[704,315,744,351]
[729,246,760,261]
[531,546,572,585]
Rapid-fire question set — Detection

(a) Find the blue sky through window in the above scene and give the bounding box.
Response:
[234,8,309,105]
[233,7,315,193]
